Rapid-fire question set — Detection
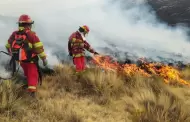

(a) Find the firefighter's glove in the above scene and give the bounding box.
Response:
[42,59,48,66]
[94,52,99,55]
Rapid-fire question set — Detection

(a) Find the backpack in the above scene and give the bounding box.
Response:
[10,30,35,62]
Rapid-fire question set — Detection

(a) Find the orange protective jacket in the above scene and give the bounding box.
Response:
[5,27,46,62]
[68,31,95,57]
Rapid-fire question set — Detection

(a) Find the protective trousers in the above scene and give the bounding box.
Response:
[20,62,39,92]
[73,56,85,72]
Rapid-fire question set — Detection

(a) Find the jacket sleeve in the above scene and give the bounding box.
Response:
[68,33,76,53]
[5,32,16,53]
[68,41,72,53]
[27,31,47,60]
[84,41,95,53]
[68,36,72,53]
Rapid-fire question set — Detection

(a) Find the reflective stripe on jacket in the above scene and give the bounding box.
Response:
[68,31,95,57]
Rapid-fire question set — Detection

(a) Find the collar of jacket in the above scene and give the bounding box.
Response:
[18,26,31,31]
[77,30,86,41]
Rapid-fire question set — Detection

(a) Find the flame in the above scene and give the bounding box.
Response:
[91,55,120,72]
[123,64,150,77]
[92,55,190,87]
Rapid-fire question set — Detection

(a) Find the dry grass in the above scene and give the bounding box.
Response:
[0,64,190,122]
[181,67,190,80]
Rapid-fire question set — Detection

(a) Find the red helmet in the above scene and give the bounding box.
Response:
[81,25,90,33]
[18,14,34,24]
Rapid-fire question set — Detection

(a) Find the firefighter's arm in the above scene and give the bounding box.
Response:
[28,32,47,60]
[68,41,73,56]
[33,40,47,60]
[84,41,97,54]
[68,34,76,56]
[5,32,15,54]
[68,41,71,52]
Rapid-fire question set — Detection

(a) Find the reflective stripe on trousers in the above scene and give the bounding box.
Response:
[72,53,85,57]
[20,62,39,92]
[28,86,37,92]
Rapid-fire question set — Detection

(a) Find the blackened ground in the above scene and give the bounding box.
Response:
[147,0,190,27]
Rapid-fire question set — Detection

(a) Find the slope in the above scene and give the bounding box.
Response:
[0,63,190,122]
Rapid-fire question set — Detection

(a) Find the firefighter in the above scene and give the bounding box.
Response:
[5,14,48,97]
[68,25,99,73]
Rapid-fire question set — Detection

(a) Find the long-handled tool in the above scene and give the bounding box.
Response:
[0,51,20,80]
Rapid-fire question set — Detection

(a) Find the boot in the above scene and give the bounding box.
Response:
[22,84,28,90]
[29,92,36,98]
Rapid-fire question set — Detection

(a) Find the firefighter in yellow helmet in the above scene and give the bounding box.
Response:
[68,25,99,73]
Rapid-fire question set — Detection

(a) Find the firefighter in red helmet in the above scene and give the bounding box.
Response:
[5,14,48,97]
[68,25,99,73]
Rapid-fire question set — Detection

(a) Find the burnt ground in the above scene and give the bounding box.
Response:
[147,0,190,27]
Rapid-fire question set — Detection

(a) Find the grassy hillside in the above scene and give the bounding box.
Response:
[1,64,190,122]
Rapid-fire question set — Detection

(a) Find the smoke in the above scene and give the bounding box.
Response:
[0,53,12,78]
[0,0,190,66]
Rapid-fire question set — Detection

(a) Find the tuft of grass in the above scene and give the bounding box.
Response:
[79,68,125,96]
[181,67,190,80]
[0,80,24,121]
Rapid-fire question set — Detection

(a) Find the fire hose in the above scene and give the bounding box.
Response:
[0,51,20,80]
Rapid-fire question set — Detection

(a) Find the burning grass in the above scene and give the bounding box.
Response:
[92,55,190,87]
[0,59,190,121]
